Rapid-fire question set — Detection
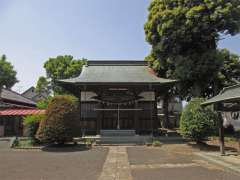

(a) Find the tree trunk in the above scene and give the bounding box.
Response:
[162,94,170,129]
[192,84,201,97]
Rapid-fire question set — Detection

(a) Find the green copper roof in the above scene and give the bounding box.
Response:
[202,84,240,106]
[58,61,176,85]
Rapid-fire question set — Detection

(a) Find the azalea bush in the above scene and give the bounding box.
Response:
[180,98,217,142]
[37,95,79,144]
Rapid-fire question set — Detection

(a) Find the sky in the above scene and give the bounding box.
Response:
[0,0,240,93]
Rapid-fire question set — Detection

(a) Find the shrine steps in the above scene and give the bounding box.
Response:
[96,130,152,145]
[100,129,136,136]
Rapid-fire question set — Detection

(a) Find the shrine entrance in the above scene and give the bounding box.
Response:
[93,89,143,130]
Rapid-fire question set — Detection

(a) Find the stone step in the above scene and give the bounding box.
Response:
[100,129,136,137]
[96,135,152,145]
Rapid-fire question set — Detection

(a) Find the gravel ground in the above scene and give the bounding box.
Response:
[0,146,108,180]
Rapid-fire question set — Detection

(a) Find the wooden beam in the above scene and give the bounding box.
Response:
[217,104,240,112]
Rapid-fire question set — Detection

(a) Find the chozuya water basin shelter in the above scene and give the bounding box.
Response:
[58,61,177,135]
[202,84,240,155]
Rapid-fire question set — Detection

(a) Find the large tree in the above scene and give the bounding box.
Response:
[217,49,240,88]
[0,55,18,91]
[36,76,51,95]
[43,55,86,94]
[145,0,240,99]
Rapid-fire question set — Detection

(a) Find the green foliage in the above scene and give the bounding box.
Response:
[37,95,79,144]
[15,139,34,148]
[217,49,240,89]
[23,115,44,142]
[180,98,217,142]
[36,97,52,109]
[152,140,162,146]
[84,138,94,145]
[144,0,240,100]
[43,55,86,94]
[0,55,18,89]
[36,76,50,94]
[145,0,240,55]
[23,97,51,142]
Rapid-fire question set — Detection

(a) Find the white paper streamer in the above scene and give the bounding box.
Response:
[222,112,240,131]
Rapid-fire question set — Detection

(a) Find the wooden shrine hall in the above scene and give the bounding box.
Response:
[58,61,177,135]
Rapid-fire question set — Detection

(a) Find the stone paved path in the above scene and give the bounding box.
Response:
[98,146,132,180]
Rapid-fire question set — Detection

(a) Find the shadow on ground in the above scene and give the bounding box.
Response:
[187,142,238,152]
[158,138,187,145]
[41,144,91,153]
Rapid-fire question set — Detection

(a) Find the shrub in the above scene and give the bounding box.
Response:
[180,98,217,142]
[37,95,79,144]
[23,115,44,143]
[36,97,52,109]
[152,140,162,147]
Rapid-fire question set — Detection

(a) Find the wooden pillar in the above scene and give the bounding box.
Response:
[162,93,169,128]
[153,91,158,132]
[218,111,225,155]
[215,103,225,155]
[78,90,82,135]
[134,101,139,134]
[96,102,102,135]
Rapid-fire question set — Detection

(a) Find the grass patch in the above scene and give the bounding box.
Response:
[14,138,40,148]
[152,140,162,147]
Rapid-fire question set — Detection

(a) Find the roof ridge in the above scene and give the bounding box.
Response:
[87,60,148,66]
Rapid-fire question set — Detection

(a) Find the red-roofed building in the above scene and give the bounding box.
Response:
[0,88,44,136]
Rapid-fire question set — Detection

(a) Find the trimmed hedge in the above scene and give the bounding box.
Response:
[180,98,217,142]
[37,95,79,144]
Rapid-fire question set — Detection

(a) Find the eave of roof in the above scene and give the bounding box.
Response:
[201,84,240,106]
[0,109,45,116]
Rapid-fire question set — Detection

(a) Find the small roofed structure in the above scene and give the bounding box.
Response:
[202,84,240,155]
[202,84,240,106]
[58,60,177,136]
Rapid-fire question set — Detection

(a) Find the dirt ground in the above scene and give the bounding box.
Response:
[128,143,240,180]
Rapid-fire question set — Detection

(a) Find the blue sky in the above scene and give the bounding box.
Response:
[0,0,239,93]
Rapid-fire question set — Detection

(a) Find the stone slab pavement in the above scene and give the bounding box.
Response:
[98,146,132,180]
